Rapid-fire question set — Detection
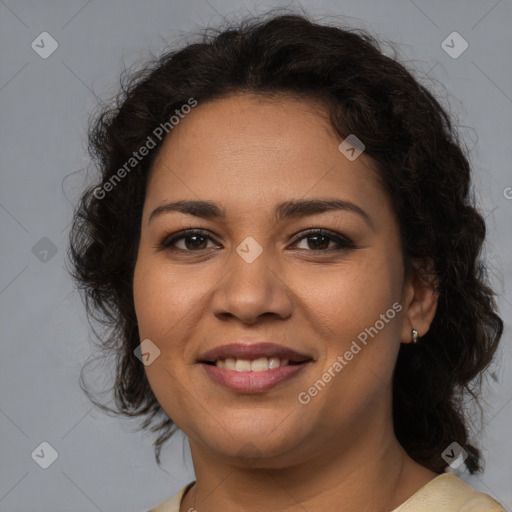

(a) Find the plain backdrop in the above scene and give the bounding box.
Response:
[1,1,511,511]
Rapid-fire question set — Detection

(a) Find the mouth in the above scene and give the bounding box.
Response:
[202,356,304,371]
[197,342,314,393]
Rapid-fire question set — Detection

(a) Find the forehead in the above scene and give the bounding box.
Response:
[145,93,389,224]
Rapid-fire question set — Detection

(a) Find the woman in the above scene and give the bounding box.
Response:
[69,12,506,512]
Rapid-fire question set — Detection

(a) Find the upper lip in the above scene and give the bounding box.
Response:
[198,342,313,363]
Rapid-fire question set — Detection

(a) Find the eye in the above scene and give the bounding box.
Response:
[159,229,220,252]
[291,229,356,252]
[158,228,355,253]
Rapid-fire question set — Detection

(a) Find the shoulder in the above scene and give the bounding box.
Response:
[392,473,505,512]
[147,482,195,512]
[147,476,505,512]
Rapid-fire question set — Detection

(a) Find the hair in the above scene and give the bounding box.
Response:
[68,10,503,473]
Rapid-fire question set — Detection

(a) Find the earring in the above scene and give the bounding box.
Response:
[411,329,419,344]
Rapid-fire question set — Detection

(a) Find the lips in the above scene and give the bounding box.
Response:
[197,342,314,393]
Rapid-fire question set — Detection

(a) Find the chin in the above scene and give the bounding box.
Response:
[196,421,311,467]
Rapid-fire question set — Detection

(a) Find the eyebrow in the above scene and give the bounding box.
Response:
[149,198,373,229]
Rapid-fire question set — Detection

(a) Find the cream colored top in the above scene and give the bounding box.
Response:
[147,473,505,511]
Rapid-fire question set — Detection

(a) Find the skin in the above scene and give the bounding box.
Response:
[133,93,439,512]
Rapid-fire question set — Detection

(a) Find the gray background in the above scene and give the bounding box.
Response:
[1,0,511,511]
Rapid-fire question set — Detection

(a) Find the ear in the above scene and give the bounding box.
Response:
[400,260,439,344]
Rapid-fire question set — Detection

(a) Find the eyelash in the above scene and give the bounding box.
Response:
[158,228,356,254]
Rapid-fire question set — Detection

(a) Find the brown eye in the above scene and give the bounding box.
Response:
[159,228,355,254]
[159,229,219,251]
[181,234,209,250]
[292,229,355,252]
[304,234,331,250]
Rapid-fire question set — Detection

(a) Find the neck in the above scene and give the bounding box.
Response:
[180,415,437,512]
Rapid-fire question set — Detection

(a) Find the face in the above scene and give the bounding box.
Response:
[133,93,411,468]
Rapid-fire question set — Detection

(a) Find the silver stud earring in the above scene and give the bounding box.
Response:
[411,329,419,344]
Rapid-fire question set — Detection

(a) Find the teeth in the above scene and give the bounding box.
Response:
[235,359,251,372]
[251,357,269,372]
[224,358,236,370]
[268,357,280,369]
[214,357,293,371]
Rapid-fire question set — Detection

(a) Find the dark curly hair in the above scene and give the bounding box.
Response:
[68,10,503,473]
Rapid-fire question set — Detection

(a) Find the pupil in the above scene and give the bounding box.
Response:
[309,235,329,250]
[186,235,207,250]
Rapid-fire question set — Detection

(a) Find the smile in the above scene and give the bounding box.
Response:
[209,356,296,371]
[197,341,314,392]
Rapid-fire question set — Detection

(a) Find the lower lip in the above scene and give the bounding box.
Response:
[200,363,309,393]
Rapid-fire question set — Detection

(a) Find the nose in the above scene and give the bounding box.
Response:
[209,247,293,325]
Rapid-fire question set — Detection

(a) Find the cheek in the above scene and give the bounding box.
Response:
[133,257,199,429]
[132,253,217,394]
[133,255,201,340]
[293,251,401,340]
[294,251,403,405]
